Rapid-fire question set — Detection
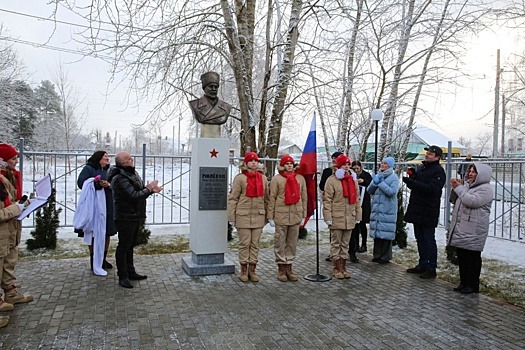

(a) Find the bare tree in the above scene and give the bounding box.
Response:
[53,62,87,152]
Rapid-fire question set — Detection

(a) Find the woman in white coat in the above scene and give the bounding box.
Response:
[448,163,493,294]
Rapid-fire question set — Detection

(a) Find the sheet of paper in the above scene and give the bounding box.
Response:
[17,174,52,220]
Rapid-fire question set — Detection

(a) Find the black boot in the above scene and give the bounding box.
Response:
[88,245,93,271]
[102,251,113,269]
[119,278,133,288]
[349,252,359,263]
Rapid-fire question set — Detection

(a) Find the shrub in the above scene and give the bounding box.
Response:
[26,189,62,250]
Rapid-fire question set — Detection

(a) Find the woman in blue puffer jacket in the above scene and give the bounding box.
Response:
[367,157,399,263]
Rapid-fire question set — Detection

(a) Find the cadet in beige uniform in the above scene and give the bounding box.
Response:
[228,152,269,282]
[323,154,362,279]
[267,155,307,282]
[0,144,33,304]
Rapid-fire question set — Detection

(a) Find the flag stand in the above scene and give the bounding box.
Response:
[304,172,331,282]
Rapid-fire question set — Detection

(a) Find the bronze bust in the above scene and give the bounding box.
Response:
[189,72,232,125]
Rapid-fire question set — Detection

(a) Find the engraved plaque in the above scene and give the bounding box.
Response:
[199,167,228,210]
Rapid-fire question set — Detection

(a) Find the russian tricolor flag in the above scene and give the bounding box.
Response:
[297,116,317,226]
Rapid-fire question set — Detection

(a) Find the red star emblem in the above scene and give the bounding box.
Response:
[210,148,219,158]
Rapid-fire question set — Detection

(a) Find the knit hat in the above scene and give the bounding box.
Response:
[382,157,395,169]
[0,143,18,162]
[201,71,220,88]
[335,154,351,168]
[280,154,295,166]
[244,152,259,163]
[331,151,343,159]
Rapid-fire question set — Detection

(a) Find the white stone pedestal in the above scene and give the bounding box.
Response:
[182,137,235,276]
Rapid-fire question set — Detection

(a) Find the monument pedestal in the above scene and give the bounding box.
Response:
[182,137,235,276]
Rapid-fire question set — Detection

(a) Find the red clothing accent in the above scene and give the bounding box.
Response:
[341,175,357,204]
[1,169,22,200]
[243,170,264,197]
[280,171,300,205]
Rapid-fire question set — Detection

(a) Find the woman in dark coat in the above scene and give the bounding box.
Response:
[77,150,116,270]
[348,160,372,262]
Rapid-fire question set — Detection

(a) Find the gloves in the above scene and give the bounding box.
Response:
[228,221,235,227]
[372,174,382,185]
[335,169,345,179]
[268,219,275,227]
[406,167,416,177]
[402,176,412,184]
[299,218,305,227]
[17,203,25,213]
[324,220,332,226]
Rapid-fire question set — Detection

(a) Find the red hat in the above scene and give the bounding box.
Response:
[0,143,18,162]
[335,154,351,168]
[244,152,259,164]
[279,154,295,166]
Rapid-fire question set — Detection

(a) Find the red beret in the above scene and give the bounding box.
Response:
[279,154,295,166]
[0,143,18,162]
[244,152,259,164]
[335,154,351,168]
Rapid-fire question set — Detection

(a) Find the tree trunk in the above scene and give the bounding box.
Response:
[266,0,304,161]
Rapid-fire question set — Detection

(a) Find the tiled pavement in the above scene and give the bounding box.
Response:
[0,245,524,349]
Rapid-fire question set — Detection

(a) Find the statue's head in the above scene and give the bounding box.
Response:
[201,71,220,99]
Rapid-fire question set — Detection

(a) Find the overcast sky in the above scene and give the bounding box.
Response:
[0,1,521,149]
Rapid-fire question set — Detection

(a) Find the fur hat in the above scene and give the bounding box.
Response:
[279,154,295,166]
[244,152,259,164]
[0,143,18,162]
[335,154,351,168]
[382,157,395,169]
[201,71,220,88]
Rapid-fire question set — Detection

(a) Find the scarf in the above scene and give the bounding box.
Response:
[243,170,264,198]
[280,171,300,205]
[0,180,10,207]
[341,174,357,204]
[1,169,22,200]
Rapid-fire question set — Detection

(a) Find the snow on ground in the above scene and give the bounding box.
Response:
[22,218,524,268]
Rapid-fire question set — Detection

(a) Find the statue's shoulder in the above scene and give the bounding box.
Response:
[217,99,232,112]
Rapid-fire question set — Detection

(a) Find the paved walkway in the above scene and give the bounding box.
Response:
[0,246,524,349]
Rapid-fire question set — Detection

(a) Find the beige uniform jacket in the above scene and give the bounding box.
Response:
[267,173,307,225]
[0,176,21,256]
[322,174,362,230]
[227,171,269,229]
[0,174,22,246]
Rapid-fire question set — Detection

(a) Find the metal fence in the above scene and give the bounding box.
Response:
[16,146,525,243]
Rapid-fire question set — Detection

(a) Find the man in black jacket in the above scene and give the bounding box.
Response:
[402,145,446,279]
[108,151,162,288]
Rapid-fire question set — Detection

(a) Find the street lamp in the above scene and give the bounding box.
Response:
[371,109,384,173]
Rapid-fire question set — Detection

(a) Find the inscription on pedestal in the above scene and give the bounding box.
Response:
[199,167,228,210]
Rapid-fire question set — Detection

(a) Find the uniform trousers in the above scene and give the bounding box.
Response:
[330,229,351,261]
[273,224,299,264]
[237,228,262,264]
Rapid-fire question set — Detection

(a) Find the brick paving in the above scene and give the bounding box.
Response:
[1,245,524,349]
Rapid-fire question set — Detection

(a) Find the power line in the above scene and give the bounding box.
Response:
[0,35,110,60]
[0,7,118,34]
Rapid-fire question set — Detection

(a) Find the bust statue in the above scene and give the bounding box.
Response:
[189,72,232,125]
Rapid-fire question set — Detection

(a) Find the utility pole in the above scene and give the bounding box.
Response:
[501,94,506,157]
[493,49,501,158]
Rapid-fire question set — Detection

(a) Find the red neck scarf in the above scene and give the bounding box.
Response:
[280,171,300,205]
[0,179,11,208]
[341,174,357,204]
[1,169,22,200]
[243,170,264,197]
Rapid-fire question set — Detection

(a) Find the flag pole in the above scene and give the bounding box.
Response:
[304,142,331,282]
